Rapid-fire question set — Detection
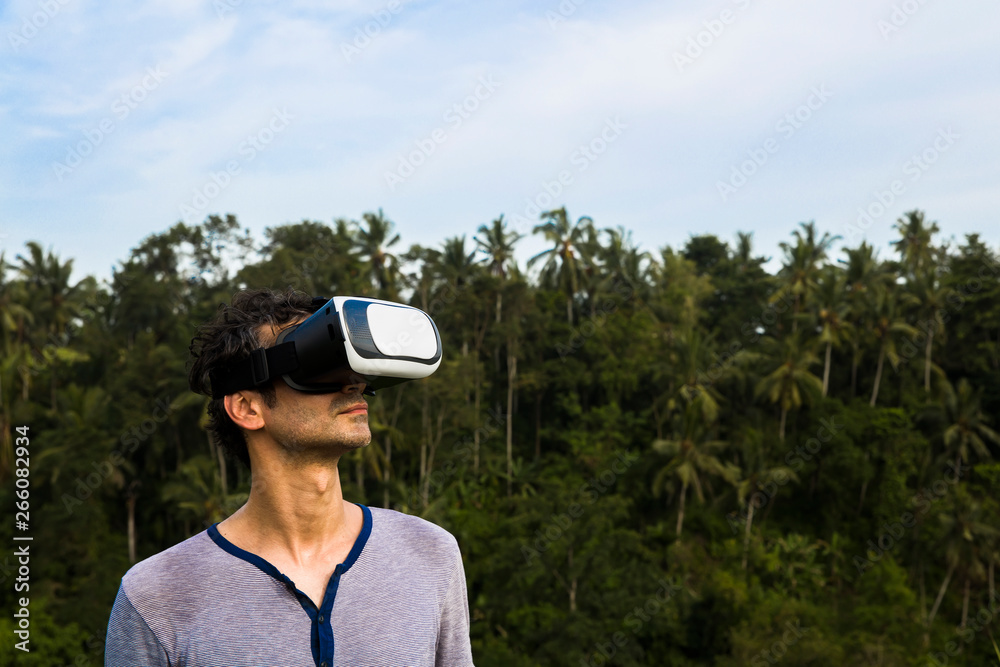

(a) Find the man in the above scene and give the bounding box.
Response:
[104,288,474,666]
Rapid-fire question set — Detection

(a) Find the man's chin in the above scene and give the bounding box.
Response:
[339,428,372,450]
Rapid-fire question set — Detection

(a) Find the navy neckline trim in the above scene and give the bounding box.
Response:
[208,503,372,667]
[207,503,373,583]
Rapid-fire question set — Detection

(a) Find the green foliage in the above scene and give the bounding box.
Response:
[0,209,997,664]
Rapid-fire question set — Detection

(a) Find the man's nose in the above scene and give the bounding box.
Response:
[340,381,367,394]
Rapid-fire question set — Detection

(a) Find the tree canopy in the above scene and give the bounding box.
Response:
[1,208,999,666]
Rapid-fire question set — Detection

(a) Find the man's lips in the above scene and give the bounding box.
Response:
[340,403,368,415]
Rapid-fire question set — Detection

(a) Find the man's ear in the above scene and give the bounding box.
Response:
[224,391,266,431]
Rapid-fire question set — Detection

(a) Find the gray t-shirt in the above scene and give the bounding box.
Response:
[104,505,475,666]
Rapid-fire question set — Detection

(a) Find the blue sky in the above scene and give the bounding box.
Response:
[2,0,998,285]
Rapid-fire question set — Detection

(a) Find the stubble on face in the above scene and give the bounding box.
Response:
[265,389,371,460]
[254,320,372,460]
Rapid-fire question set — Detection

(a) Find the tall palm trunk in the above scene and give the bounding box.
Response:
[216,445,228,497]
[473,309,488,476]
[383,434,392,509]
[419,382,429,505]
[126,485,138,563]
[473,359,481,475]
[506,336,517,498]
[568,546,577,613]
[960,578,971,629]
[822,342,832,397]
[742,500,755,570]
[676,480,688,537]
[779,406,788,441]
[356,455,364,496]
[422,409,444,505]
[857,451,871,513]
[870,346,886,407]
[383,388,404,509]
[927,561,957,627]
[566,296,573,326]
[924,329,934,392]
[534,392,543,462]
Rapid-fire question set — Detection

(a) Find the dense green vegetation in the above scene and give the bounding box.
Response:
[1,208,998,666]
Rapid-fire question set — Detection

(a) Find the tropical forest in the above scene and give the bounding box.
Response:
[0,207,998,666]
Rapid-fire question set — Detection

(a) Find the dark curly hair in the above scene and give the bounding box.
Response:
[188,288,319,469]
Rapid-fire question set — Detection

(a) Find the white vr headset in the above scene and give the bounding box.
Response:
[210,296,442,399]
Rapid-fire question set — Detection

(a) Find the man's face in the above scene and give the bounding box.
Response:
[252,318,371,456]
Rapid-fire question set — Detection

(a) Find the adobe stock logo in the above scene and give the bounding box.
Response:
[383,75,501,191]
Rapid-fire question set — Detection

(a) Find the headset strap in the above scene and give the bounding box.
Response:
[209,342,299,399]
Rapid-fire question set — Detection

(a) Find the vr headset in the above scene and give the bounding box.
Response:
[210,296,442,400]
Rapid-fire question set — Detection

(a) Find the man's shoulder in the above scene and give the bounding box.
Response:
[367,506,460,555]
[120,529,218,598]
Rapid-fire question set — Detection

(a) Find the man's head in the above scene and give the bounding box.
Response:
[188,288,371,470]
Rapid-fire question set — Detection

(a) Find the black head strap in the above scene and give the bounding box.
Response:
[209,342,299,400]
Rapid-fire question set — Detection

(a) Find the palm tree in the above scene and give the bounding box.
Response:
[753,335,823,441]
[438,236,476,289]
[735,430,799,569]
[839,242,892,396]
[814,265,853,397]
[908,271,953,392]
[652,402,739,537]
[15,241,92,407]
[473,219,522,474]
[671,327,724,426]
[0,255,34,472]
[773,222,841,332]
[0,252,32,350]
[527,207,594,325]
[923,379,1000,478]
[892,210,939,279]
[928,494,1000,628]
[868,285,919,407]
[355,209,401,299]
[596,226,651,304]
[734,231,758,270]
[474,215,521,323]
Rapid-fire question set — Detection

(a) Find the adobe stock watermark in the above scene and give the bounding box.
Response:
[844,127,958,242]
[853,460,968,575]
[7,0,72,51]
[878,0,932,40]
[384,75,501,191]
[214,0,243,20]
[179,108,293,222]
[579,577,684,667]
[717,84,833,202]
[521,450,639,567]
[340,0,413,63]
[927,592,1000,666]
[673,0,753,73]
[51,65,169,182]
[508,116,627,235]
[545,0,587,31]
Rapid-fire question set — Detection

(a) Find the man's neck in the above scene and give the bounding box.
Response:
[220,457,361,569]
